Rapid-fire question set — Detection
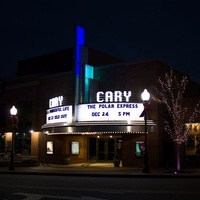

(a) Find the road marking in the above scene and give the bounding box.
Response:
[13,193,108,200]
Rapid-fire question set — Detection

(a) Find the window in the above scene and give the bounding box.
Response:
[135,141,145,157]
[71,141,80,155]
[47,141,53,154]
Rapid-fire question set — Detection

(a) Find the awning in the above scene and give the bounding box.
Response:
[42,120,156,135]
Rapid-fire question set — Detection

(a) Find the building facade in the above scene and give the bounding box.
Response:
[1,26,200,168]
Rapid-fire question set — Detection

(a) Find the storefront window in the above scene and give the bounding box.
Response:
[71,141,80,155]
[135,141,145,157]
[47,141,53,154]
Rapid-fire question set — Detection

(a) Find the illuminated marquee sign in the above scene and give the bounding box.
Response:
[49,96,63,108]
[77,103,143,121]
[77,91,144,121]
[46,96,72,124]
[46,91,144,123]
[96,91,131,102]
[46,105,72,124]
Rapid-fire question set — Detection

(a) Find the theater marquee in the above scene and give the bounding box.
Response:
[45,91,144,124]
[77,91,144,122]
[77,103,144,121]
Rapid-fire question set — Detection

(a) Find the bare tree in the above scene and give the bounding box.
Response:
[153,68,200,172]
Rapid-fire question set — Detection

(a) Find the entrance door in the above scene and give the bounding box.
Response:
[98,138,115,161]
[98,139,105,160]
[88,137,121,161]
[88,137,117,161]
[108,139,114,160]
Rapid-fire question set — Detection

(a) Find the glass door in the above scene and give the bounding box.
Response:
[98,139,105,160]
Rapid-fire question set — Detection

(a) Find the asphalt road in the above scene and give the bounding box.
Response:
[1,174,200,200]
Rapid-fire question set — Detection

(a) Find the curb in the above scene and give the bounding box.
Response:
[1,162,200,178]
[1,168,200,178]
[1,171,200,178]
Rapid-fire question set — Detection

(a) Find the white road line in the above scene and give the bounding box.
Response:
[13,193,108,200]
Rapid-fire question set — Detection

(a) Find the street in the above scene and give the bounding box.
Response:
[0,174,200,199]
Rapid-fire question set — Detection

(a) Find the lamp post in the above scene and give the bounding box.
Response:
[141,89,150,173]
[9,105,18,171]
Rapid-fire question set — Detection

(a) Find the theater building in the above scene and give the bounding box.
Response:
[1,26,200,168]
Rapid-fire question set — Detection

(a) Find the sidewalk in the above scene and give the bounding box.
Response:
[1,162,200,178]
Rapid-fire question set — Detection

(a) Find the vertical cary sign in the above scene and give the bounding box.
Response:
[73,26,85,122]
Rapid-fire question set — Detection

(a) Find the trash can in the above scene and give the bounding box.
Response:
[63,155,70,165]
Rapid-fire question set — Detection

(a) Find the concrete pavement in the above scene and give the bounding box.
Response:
[1,162,200,178]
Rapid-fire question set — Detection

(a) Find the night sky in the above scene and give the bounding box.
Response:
[1,0,200,82]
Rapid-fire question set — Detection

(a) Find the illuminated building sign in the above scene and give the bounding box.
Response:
[46,105,72,124]
[96,91,131,102]
[77,103,144,121]
[46,91,143,123]
[77,91,143,121]
[49,96,63,108]
[46,96,72,124]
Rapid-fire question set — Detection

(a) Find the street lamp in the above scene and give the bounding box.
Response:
[9,105,18,171]
[141,89,150,173]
